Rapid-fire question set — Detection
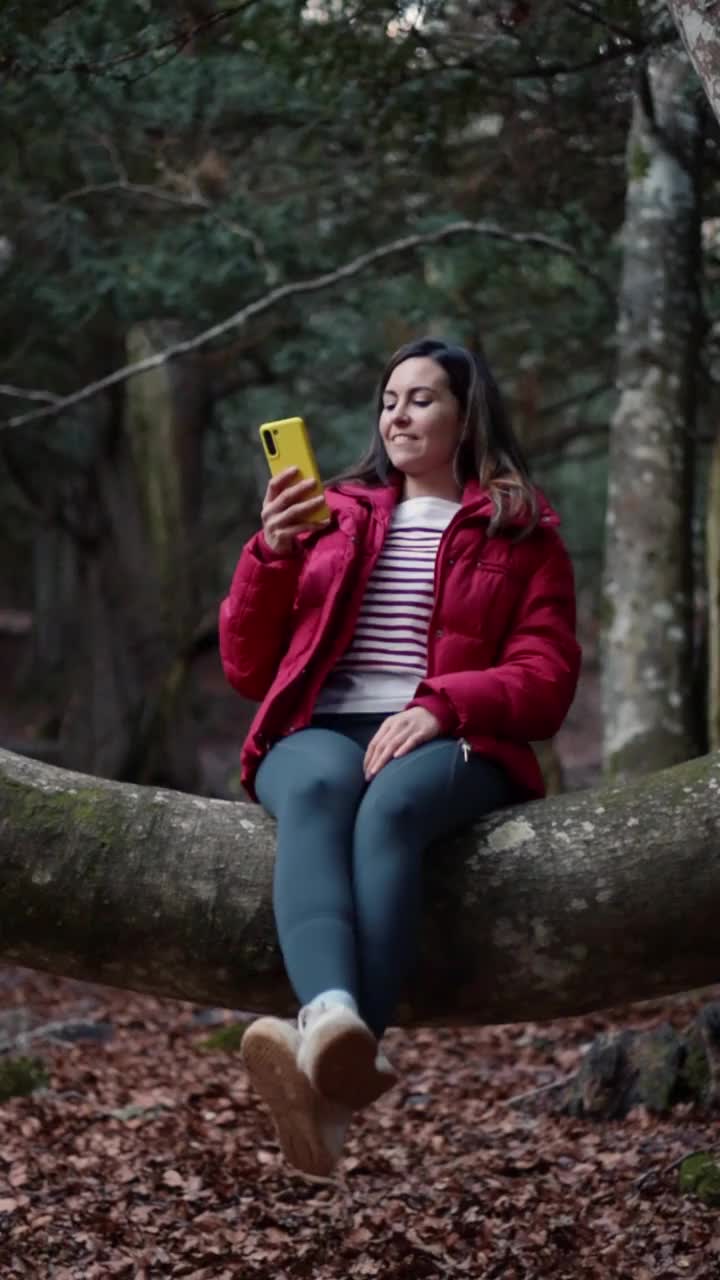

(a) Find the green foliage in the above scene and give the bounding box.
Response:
[0,1055,49,1102]
[0,0,687,606]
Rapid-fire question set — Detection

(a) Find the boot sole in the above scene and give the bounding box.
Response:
[310,1021,395,1111]
[241,1020,338,1179]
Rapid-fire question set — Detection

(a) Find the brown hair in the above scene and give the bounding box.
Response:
[331,337,538,537]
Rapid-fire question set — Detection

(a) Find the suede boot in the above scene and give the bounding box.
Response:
[241,1016,351,1178]
[297,1002,398,1110]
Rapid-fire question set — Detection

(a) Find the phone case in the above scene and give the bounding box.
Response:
[259,416,331,523]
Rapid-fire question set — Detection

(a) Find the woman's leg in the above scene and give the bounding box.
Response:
[254,726,367,1006]
[245,725,380,1178]
[253,716,399,1115]
[352,741,519,1037]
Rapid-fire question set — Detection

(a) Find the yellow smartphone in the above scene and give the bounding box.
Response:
[259,416,331,524]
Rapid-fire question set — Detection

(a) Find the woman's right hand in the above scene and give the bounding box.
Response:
[261,467,330,556]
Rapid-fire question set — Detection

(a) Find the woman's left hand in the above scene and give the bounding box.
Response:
[363,707,442,780]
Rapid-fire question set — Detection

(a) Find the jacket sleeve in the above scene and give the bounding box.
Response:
[408,532,581,742]
[218,531,302,702]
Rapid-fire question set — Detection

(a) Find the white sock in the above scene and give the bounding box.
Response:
[298,989,359,1034]
[308,989,358,1015]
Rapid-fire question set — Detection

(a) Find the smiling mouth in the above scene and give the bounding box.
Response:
[392,433,416,441]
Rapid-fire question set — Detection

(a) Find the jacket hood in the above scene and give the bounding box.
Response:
[328,475,560,530]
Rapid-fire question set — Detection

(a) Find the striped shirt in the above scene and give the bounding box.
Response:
[314,496,460,714]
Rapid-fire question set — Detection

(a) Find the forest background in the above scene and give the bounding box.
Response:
[3,1,720,1276]
[0,0,658,793]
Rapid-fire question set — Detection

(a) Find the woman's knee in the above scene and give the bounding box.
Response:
[285,768,363,813]
[357,784,416,834]
[356,749,444,833]
[257,729,366,816]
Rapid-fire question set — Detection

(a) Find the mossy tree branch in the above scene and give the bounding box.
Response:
[1,746,719,1024]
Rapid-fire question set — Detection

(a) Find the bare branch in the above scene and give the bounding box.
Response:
[60,182,205,210]
[503,1073,575,1107]
[508,46,639,79]
[565,0,646,45]
[527,422,608,458]
[1,220,613,434]
[2,2,259,80]
[0,384,62,406]
[537,381,613,416]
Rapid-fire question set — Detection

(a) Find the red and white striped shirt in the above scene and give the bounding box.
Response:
[314,496,460,714]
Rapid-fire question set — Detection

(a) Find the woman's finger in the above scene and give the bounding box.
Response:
[391,730,426,758]
[365,726,411,776]
[275,493,327,524]
[363,723,397,768]
[264,478,318,519]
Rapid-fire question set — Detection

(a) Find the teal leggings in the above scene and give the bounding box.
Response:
[254,713,519,1037]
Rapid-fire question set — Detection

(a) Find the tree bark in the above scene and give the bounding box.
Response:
[667,0,720,125]
[602,48,704,781]
[53,322,212,791]
[1,746,720,1025]
[707,434,720,749]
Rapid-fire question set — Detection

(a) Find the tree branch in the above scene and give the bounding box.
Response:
[1,220,612,434]
[401,22,642,84]
[1,746,719,1024]
[565,0,647,46]
[526,421,608,458]
[537,381,613,417]
[2,2,260,80]
[0,384,62,406]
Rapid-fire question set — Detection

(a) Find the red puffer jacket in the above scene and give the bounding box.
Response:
[219,476,581,801]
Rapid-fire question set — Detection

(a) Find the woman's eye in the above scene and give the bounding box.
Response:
[382,398,431,410]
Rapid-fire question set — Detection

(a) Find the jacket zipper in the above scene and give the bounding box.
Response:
[429,512,481,767]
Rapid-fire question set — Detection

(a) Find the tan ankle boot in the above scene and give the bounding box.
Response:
[297,1004,398,1110]
[241,1016,351,1178]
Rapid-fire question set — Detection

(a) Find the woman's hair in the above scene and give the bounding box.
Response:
[331,336,538,537]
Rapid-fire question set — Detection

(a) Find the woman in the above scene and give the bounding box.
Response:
[219,337,581,1178]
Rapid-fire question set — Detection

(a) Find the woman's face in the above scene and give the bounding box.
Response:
[379,356,464,483]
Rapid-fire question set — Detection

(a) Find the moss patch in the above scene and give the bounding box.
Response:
[629,141,650,182]
[197,1020,253,1053]
[0,1056,49,1102]
[678,1152,720,1206]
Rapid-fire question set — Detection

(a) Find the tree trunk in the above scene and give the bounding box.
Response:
[31,525,79,682]
[707,434,720,749]
[1,745,719,1025]
[602,49,704,781]
[55,322,212,791]
[667,0,720,125]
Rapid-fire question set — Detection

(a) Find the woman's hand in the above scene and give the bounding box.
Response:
[261,466,329,556]
[363,707,442,780]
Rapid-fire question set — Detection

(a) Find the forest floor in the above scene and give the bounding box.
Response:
[1,969,719,1279]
